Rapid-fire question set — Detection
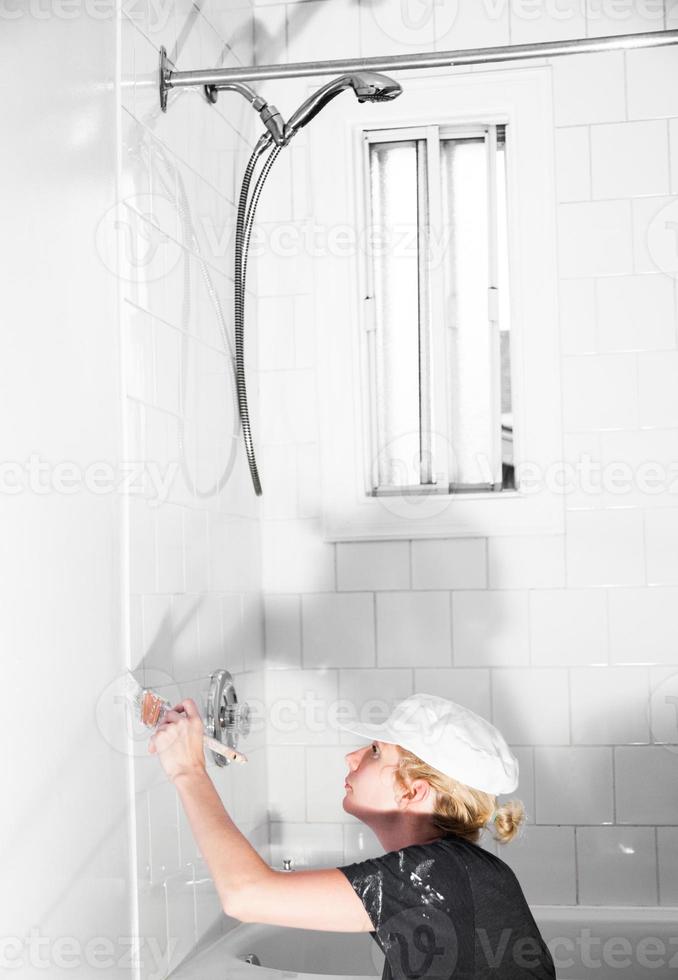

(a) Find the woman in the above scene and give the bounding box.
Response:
[150,692,556,979]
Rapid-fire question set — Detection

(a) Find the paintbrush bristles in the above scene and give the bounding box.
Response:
[140,690,171,727]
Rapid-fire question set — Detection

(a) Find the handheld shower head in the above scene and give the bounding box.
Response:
[283,72,402,144]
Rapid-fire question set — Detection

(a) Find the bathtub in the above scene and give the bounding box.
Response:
[170,906,678,980]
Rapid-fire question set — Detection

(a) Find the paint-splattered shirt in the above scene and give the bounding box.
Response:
[337,833,556,979]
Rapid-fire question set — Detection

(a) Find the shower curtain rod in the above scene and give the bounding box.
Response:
[162,28,678,91]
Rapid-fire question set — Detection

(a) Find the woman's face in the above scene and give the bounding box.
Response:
[343,740,402,813]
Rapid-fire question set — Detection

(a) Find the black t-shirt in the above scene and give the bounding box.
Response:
[337,833,556,979]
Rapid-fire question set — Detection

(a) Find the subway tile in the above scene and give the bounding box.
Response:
[208,515,260,592]
[125,305,155,403]
[411,538,486,590]
[596,274,676,352]
[599,429,678,510]
[658,827,678,904]
[591,120,670,198]
[562,431,604,510]
[559,279,597,354]
[264,594,302,667]
[286,0,361,62]
[492,668,570,745]
[264,667,338,745]
[563,354,638,432]
[302,593,375,668]
[258,369,318,444]
[670,119,678,193]
[253,0,289,69]
[269,821,344,870]
[646,508,678,584]
[615,745,678,823]
[500,826,576,905]
[129,496,157,594]
[165,870,197,973]
[631,195,678,276]
[267,745,306,822]
[342,823,384,862]
[259,444,298,520]
[148,781,181,882]
[338,540,410,591]
[376,592,452,668]
[558,201,633,278]
[609,587,678,664]
[359,0,435,56]
[530,589,608,666]
[555,126,591,203]
[170,594,201,681]
[535,746,614,823]
[552,51,626,126]
[154,320,182,415]
[626,46,678,119]
[221,594,246,676]
[565,510,644,587]
[137,882,168,980]
[241,591,266,671]
[648,665,678,746]
[142,594,174,678]
[193,864,224,941]
[500,746,535,824]
[638,351,678,427]
[183,507,209,593]
[433,0,510,50]
[156,503,185,593]
[197,594,224,668]
[585,0,664,35]
[337,669,413,747]
[262,519,335,593]
[306,746,349,821]
[452,591,530,666]
[414,668,491,720]
[511,0,585,42]
[297,443,322,520]
[570,666,650,743]
[576,826,658,905]
[257,296,296,371]
[488,535,565,589]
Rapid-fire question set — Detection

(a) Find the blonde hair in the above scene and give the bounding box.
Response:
[393,745,526,845]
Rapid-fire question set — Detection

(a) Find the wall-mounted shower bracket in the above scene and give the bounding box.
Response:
[205,669,251,767]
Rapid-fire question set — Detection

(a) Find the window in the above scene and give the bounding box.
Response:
[307,68,563,540]
[364,123,514,496]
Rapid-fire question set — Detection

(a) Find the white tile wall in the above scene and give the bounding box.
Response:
[576,826,658,905]
[120,3,271,974]
[250,1,678,912]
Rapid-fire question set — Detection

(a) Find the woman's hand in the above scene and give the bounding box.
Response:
[148,698,207,783]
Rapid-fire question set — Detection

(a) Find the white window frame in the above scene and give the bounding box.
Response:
[306,66,563,541]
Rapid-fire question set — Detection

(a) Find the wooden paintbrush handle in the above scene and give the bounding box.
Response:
[203,735,248,764]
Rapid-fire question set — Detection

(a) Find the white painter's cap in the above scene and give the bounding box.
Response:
[338,692,519,796]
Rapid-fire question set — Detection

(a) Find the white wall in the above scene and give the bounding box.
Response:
[119,1,271,976]
[0,16,133,980]
[255,0,678,907]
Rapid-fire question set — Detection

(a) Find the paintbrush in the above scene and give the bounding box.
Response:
[122,673,248,765]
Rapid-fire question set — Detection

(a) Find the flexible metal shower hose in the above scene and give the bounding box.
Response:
[235,132,285,496]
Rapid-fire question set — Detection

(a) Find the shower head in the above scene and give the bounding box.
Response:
[282,72,402,144]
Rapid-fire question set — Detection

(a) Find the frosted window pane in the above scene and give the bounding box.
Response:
[496,143,514,487]
[441,138,492,485]
[369,141,421,488]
